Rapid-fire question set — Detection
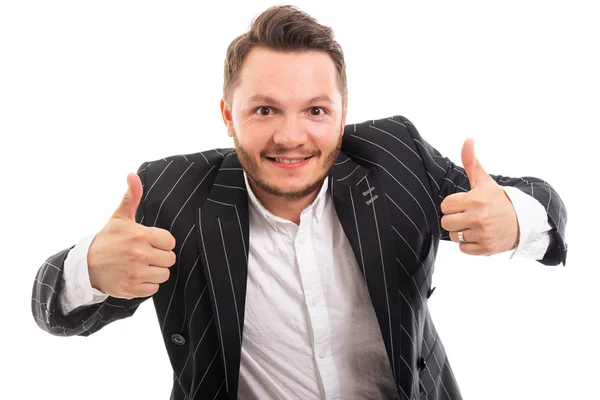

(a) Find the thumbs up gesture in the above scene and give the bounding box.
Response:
[440,139,520,255]
[87,173,176,299]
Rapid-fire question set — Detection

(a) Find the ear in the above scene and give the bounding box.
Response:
[220,98,234,137]
[341,100,348,128]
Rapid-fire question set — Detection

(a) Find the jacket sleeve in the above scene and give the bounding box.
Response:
[401,116,568,266]
[31,161,152,337]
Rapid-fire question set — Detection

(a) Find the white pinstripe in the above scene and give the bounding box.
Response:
[217,217,242,347]
[336,165,360,182]
[180,263,203,331]
[444,177,468,192]
[234,205,248,263]
[401,325,415,349]
[144,160,173,202]
[387,118,407,129]
[365,177,396,381]
[169,166,215,232]
[35,279,56,293]
[558,204,563,231]
[214,183,247,191]
[43,261,60,272]
[391,226,419,262]
[368,125,422,160]
[104,302,126,308]
[211,380,225,400]
[178,316,213,385]
[385,193,423,241]
[191,348,221,399]
[348,186,367,281]
[153,162,195,227]
[207,198,233,207]
[161,224,196,334]
[198,209,229,393]
[412,139,447,173]
[426,171,441,191]
[200,152,209,164]
[395,284,443,399]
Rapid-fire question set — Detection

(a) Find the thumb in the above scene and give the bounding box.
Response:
[461,138,490,188]
[112,173,143,220]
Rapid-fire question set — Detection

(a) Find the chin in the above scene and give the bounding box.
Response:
[255,175,326,200]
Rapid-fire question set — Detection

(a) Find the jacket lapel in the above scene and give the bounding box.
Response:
[329,152,409,398]
[195,151,249,400]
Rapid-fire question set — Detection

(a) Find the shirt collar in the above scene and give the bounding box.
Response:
[243,171,330,228]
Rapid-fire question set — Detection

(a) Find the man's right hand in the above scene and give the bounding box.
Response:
[87,173,176,299]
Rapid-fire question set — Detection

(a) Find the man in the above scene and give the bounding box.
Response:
[31,5,568,400]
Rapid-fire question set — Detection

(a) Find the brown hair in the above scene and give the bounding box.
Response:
[223,5,347,106]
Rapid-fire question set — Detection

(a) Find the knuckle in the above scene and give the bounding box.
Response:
[129,247,146,262]
[125,267,141,281]
[472,214,486,228]
[471,194,486,207]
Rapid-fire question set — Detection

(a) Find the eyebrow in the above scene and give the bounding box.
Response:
[247,94,334,107]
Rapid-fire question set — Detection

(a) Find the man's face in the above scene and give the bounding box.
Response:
[221,47,347,200]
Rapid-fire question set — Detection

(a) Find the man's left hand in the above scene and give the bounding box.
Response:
[440,139,520,256]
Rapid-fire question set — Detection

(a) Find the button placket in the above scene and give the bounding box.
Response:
[295,222,340,397]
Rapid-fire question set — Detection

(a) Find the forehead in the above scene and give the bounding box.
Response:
[235,47,341,104]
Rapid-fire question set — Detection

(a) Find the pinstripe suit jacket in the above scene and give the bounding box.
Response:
[32,115,568,400]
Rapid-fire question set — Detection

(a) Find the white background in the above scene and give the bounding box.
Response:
[1,1,598,399]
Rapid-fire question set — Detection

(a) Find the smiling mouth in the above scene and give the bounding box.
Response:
[267,156,313,164]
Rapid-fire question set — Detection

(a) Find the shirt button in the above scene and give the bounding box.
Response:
[76,285,84,299]
[311,297,319,306]
[319,349,328,359]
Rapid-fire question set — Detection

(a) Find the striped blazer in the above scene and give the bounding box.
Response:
[32,115,568,400]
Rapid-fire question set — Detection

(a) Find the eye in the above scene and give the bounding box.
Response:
[255,106,272,116]
[309,107,326,116]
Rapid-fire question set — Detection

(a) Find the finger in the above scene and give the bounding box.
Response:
[449,229,478,244]
[440,192,470,215]
[140,266,171,284]
[135,283,160,298]
[458,243,491,256]
[112,173,143,220]
[441,213,471,232]
[146,247,177,268]
[461,138,491,189]
[145,227,177,251]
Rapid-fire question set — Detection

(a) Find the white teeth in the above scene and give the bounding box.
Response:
[275,158,306,164]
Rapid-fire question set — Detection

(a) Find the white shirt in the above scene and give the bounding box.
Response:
[59,177,551,399]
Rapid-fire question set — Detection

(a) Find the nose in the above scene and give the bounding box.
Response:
[272,116,308,149]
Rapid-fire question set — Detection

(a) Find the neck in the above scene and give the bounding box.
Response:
[248,181,323,225]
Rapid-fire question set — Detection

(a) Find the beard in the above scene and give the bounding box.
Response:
[231,125,343,200]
